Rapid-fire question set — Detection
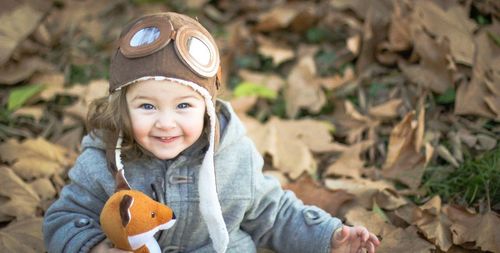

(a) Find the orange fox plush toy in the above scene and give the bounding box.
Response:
[100,143,176,253]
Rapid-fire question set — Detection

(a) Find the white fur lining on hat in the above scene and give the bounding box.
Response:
[114,76,229,253]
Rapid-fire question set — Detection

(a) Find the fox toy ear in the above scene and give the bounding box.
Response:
[119,194,134,227]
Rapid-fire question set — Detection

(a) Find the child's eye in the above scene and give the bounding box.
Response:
[177,103,190,109]
[140,103,155,110]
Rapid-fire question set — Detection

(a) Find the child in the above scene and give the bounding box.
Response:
[43,12,380,253]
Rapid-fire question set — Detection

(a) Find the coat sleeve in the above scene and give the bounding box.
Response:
[240,139,343,253]
[43,150,111,253]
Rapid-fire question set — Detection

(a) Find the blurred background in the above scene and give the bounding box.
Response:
[0,0,499,252]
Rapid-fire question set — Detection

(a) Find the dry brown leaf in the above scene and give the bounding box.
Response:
[413,1,477,65]
[256,35,295,66]
[377,226,435,253]
[12,106,44,121]
[241,116,316,179]
[325,140,374,179]
[64,79,109,120]
[334,100,380,144]
[318,67,355,91]
[29,72,65,100]
[0,137,72,180]
[382,111,426,189]
[285,55,326,117]
[387,2,412,52]
[0,217,44,253]
[238,69,285,92]
[455,27,500,119]
[54,125,84,151]
[0,166,40,221]
[325,178,395,209]
[230,96,258,114]
[414,196,454,251]
[29,178,56,201]
[284,174,353,216]
[0,57,54,85]
[444,205,500,253]
[374,188,407,210]
[399,30,453,94]
[368,99,403,119]
[254,3,303,32]
[344,205,395,237]
[0,1,51,65]
[242,116,344,179]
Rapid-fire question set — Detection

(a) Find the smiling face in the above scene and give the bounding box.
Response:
[126,79,206,160]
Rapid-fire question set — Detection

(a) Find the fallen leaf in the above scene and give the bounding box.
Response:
[64,79,109,120]
[377,226,435,253]
[325,140,374,179]
[368,99,403,119]
[344,205,395,237]
[333,100,380,144]
[284,55,326,117]
[256,35,295,66]
[284,173,353,216]
[29,177,56,201]
[0,1,50,65]
[0,217,44,253]
[238,69,285,93]
[0,57,54,85]
[413,1,477,65]
[325,178,395,209]
[29,72,65,100]
[414,196,454,251]
[374,188,407,210]
[241,116,316,179]
[254,3,303,32]
[455,26,500,119]
[399,29,454,94]
[444,205,500,253]
[11,106,44,121]
[318,67,355,91]
[0,137,72,180]
[0,166,40,221]
[382,111,426,189]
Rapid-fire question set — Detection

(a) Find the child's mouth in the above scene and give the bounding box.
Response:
[156,136,179,143]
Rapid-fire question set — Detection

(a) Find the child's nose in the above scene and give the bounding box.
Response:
[155,112,176,129]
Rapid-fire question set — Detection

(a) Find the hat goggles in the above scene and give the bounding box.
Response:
[120,16,219,78]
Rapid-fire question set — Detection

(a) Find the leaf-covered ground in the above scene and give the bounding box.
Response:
[0,0,499,252]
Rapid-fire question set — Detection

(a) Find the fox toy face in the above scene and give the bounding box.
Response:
[100,190,176,253]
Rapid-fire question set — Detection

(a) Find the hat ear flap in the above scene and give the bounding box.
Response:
[120,194,134,227]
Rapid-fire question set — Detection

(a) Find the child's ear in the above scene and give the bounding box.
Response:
[120,194,134,227]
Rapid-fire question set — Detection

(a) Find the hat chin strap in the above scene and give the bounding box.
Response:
[115,76,228,253]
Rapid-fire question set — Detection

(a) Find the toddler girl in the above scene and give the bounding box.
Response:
[43,12,379,253]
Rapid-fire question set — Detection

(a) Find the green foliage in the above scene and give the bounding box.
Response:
[233,82,277,100]
[487,32,500,47]
[436,88,456,105]
[69,63,108,85]
[306,27,330,43]
[8,84,45,111]
[423,147,500,207]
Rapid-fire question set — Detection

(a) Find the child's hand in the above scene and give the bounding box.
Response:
[330,225,380,253]
[89,239,132,253]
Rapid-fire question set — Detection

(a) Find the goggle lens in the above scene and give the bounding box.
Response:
[130,27,161,47]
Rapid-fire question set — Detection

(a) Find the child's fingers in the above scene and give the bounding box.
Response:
[355,226,370,242]
[366,241,375,253]
[369,233,380,246]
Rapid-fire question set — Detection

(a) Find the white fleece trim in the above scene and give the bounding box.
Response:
[114,76,228,253]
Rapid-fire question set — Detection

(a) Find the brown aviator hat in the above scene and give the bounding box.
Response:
[108,12,228,253]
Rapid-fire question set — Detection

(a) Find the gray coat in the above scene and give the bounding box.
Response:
[43,101,342,253]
